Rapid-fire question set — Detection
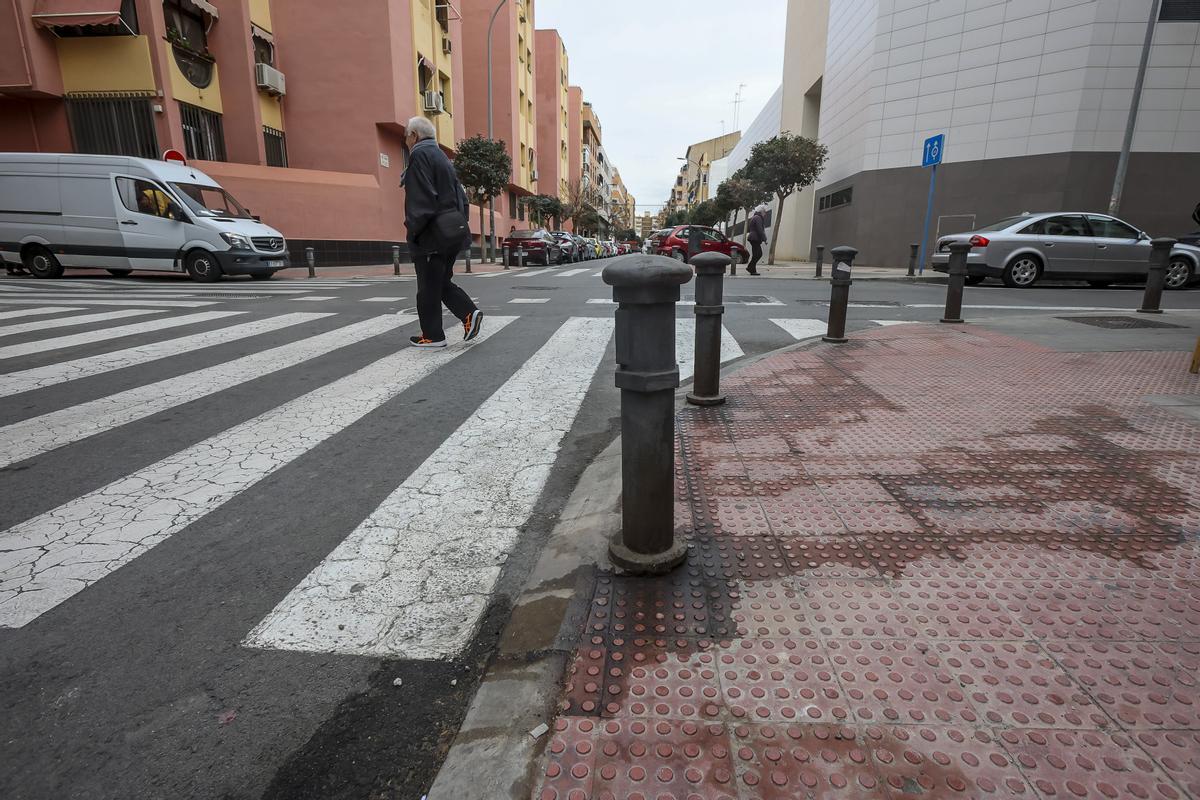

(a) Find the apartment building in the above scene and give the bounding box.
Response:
[665,131,741,215]
[0,0,467,264]
[770,0,1200,266]
[534,29,569,204]
[610,169,635,232]
[567,84,584,195]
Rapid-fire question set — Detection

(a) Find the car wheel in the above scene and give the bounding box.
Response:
[22,245,64,279]
[106,268,133,278]
[1002,254,1041,288]
[964,275,986,286]
[251,272,274,281]
[1165,257,1194,290]
[672,249,688,263]
[1087,280,1112,288]
[184,249,222,283]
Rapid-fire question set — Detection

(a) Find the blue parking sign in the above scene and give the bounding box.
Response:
[922,134,945,167]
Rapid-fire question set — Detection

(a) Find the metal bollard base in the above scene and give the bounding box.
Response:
[686,392,726,406]
[822,336,848,344]
[939,317,965,324]
[1137,308,1164,314]
[608,534,687,575]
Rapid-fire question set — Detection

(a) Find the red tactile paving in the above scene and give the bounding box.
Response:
[535,326,1200,799]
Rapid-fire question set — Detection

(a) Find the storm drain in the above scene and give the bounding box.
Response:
[1059,315,1185,330]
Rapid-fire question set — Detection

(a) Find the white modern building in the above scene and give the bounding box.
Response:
[741,0,1200,266]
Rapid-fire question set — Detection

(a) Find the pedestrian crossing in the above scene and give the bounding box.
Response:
[0,303,916,654]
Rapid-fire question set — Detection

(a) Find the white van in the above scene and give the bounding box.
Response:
[0,153,289,282]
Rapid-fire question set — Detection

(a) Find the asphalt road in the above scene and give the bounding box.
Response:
[1,261,1197,800]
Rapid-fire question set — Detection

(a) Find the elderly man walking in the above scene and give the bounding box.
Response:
[403,116,483,348]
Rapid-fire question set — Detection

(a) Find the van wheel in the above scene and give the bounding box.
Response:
[184,250,222,283]
[106,269,133,277]
[1002,254,1041,288]
[23,246,64,279]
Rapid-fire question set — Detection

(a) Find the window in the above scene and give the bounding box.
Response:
[438,72,452,114]
[65,93,158,159]
[1086,215,1140,239]
[170,182,253,218]
[164,0,206,50]
[253,36,274,66]
[1021,215,1089,236]
[417,56,434,93]
[1161,0,1200,20]
[116,177,183,219]
[435,1,449,31]
[818,186,853,211]
[179,102,226,161]
[55,0,138,36]
[264,126,288,167]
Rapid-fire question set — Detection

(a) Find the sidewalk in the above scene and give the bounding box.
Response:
[529,319,1200,800]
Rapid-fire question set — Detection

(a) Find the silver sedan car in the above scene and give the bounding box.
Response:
[930,212,1199,289]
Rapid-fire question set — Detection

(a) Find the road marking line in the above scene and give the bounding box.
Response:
[509,297,551,304]
[771,318,828,340]
[0,308,162,338]
[0,311,240,361]
[0,285,40,292]
[0,307,86,322]
[0,297,217,308]
[0,316,519,629]
[246,316,613,659]
[0,315,412,470]
[744,297,786,306]
[291,296,339,301]
[360,297,405,302]
[0,312,332,398]
[514,268,554,277]
[905,304,1131,311]
[676,319,744,382]
[556,268,590,277]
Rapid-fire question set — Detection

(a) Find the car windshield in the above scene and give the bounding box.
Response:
[170,183,253,219]
[976,215,1033,232]
[509,230,544,239]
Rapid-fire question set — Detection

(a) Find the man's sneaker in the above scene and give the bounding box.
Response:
[409,335,447,348]
[463,311,484,341]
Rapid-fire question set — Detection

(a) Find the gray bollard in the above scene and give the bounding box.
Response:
[687,251,731,407]
[517,247,525,268]
[502,246,510,270]
[907,243,919,277]
[1139,238,1175,315]
[815,245,825,279]
[392,245,401,277]
[823,246,856,344]
[603,254,693,574]
[464,243,472,274]
[305,246,315,279]
[941,242,969,324]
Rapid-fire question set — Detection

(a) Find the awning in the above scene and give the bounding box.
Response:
[251,23,273,43]
[181,0,218,19]
[32,0,124,28]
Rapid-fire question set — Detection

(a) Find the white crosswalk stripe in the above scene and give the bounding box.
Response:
[0,307,86,322]
[771,318,828,340]
[556,268,591,277]
[0,315,409,470]
[246,317,612,659]
[676,319,744,381]
[0,312,328,398]
[0,297,218,308]
[0,310,242,360]
[0,317,518,629]
[0,309,162,338]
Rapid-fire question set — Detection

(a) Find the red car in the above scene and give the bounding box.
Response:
[654,225,749,264]
[500,229,564,266]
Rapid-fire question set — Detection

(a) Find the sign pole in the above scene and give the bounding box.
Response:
[917,163,937,276]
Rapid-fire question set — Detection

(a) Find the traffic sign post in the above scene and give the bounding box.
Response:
[916,134,944,276]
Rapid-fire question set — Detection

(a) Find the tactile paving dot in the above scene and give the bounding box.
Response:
[717,639,851,723]
[588,719,737,800]
[729,723,883,797]
[865,725,1034,796]
[537,717,598,800]
[999,729,1183,799]
[933,641,1113,729]
[826,639,980,725]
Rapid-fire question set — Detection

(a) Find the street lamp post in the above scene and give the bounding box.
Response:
[486,0,509,262]
[1110,0,1162,215]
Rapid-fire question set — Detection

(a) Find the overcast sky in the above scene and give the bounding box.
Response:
[534,0,789,215]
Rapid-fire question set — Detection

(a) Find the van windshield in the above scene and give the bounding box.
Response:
[170,183,252,219]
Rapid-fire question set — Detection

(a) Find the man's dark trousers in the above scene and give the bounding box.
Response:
[748,241,763,273]
[414,250,476,341]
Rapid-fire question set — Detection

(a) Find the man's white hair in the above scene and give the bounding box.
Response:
[406,116,437,141]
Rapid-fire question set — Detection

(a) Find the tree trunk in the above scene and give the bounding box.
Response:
[488,198,497,263]
[730,208,740,243]
[478,203,487,264]
[740,208,749,247]
[767,193,785,266]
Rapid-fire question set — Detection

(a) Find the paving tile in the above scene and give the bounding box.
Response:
[559,636,607,716]
[1128,730,1200,798]
[717,639,853,724]
[537,717,598,800]
[864,724,1035,797]
[602,648,723,720]
[729,723,885,797]
[588,719,738,800]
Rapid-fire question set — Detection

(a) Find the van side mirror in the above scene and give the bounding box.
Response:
[167,202,187,220]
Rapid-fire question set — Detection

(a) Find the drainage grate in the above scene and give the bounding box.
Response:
[1059,315,1185,330]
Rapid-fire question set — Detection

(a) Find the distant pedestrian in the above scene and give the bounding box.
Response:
[402,116,482,348]
[747,204,768,275]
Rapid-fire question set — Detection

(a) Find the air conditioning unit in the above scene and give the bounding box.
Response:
[442,36,453,55]
[255,62,286,96]
[423,90,445,114]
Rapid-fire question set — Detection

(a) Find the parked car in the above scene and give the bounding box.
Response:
[0,152,288,282]
[550,231,580,262]
[645,228,671,254]
[930,212,1200,289]
[501,229,563,266]
[582,237,602,259]
[655,225,750,264]
[572,235,590,260]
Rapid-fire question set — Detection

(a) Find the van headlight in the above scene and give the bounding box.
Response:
[221,232,252,250]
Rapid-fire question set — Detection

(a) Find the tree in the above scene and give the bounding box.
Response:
[741,133,829,265]
[689,199,724,227]
[453,135,511,262]
[615,228,639,243]
[716,174,769,246]
[521,194,565,229]
[662,209,689,227]
[562,179,606,234]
